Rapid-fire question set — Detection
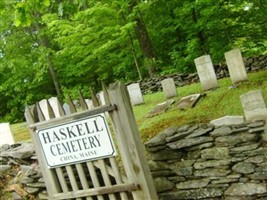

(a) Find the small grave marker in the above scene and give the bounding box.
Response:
[147,100,175,118]
[161,78,177,99]
[225,49,248,84]
[127,83,144,105]
[240,90,267,122]
[0,123,14,146]
[194,55,219,91]
[177,94,203,110]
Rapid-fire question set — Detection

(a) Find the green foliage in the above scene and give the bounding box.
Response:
[0,0,267,121]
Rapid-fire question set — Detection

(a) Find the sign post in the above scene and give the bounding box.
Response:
[37,113,116,168]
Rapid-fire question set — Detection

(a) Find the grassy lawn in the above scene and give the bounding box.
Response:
[10,70,267,143]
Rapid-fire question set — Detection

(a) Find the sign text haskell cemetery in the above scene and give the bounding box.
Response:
[37,113,116,168]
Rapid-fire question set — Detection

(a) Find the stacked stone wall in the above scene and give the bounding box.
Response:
[145,121,267,199]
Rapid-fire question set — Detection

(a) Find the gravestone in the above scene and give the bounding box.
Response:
[97,91,105,105]
[0,123,14,146]
[194,55,219,91]
[224,49,248,84]
[240,90,267,122]
[146,100,175,118]
[161,78,177,99]
[210,116,245,127]
[63,103,71,115]
[85,99,93,109]
[127,83,144,105]
[177,94,203,110]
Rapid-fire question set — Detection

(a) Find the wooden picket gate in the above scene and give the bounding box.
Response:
[24,82,158,200]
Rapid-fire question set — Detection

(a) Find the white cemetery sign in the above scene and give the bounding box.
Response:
[37,113,116,168]
[161,78,177,99]
[224,49,248,84]
[0,123,14,146]
[194,55,219,91]
[240,90,267,122]
[127,83,144,105]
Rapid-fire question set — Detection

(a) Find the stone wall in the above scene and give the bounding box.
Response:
[2,120,267,199]
[145,120,267,200]
[0,143,47,199]
[138,56,267,94]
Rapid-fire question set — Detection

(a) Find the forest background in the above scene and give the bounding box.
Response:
[0,0,266,123]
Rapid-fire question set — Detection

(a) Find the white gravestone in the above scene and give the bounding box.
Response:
[97,91,106,106]
[194,55,219,91]
[63,103,71,115]
[0,123,15,146]
[127,83,144,105]
[240,90,267,122]
[224,49,248,84]
[161,78,177,99]
[85,99,94,109]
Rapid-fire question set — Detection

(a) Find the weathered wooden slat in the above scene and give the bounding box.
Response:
[108,82,158,200]
[67,94,77,113]
[90,88,100,107]
[36,102,46,121]
[97,159,116,200]
[29,104,116,130]
[25,102,61,199]
[53,183,139,199]
[55,167,69,193]
[109,157,129,199]
[79,91,88,110]
[65,96,93,200]
[47,99,55,119]
[65,165,83,200]
[86,162,105,200]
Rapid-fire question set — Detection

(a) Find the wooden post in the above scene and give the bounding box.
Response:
[107,81,158,200]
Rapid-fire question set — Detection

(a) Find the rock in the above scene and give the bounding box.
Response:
[232,162,255,174]
[225,183,267,196]
[194,159,231,169]
[154,177,175,193]
[176,178,210,189]
[201,147,229,160]
[159,188,223,199]
[194,168,231,177]
[0,143,35,159]
[167,136,213,149]
[215,133,258,146]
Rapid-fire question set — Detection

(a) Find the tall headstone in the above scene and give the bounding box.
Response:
[224,49,248,84]
[0,123,14,146]
[240,90,267,122]
[161,78,177,99]
[194,55,219,91]
[127,83,144,105]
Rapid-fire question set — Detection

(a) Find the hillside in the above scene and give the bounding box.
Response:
[10,70,267,144]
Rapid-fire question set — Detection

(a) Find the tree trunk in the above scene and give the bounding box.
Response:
[129,0,156,78]
[40,37,61,98]
[192,7,208,54]
[120,12,143,80]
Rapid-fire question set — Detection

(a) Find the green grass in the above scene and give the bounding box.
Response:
[10,70,267,143]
